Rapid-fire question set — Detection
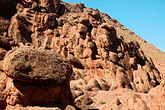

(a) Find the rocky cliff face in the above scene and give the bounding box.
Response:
[0,0,164,110]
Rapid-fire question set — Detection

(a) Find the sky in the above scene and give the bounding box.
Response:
[62,0,165,52]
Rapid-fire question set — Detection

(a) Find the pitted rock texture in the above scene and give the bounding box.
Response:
[2,48,74,110]
[3,0,162,108]
[0,0,164,109]
[3,48,72,85]
[0,71,8,110]
[8,1,161,93]
[5,78,74,110]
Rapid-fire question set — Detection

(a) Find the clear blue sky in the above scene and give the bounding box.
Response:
[62,0,165,52]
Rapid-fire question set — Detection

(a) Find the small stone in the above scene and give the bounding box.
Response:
[88,78,101,89]
[81,96,93,105]
[75,90,84,97]
[65,105,76,110]
[79,17,90,27]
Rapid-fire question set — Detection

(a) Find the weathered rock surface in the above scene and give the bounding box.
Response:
[3,48,72,84]
[5,78,74,110]
[0,18,10,35]
[2,48,74,110]
[93,81,165,110]
[0,0,164,109]
[146,80,165,110]
[0,71,8,110]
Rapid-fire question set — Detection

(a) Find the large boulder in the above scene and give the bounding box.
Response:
[3,48,72,85]
[3,48,74,109]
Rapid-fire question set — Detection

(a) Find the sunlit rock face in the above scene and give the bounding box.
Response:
[3,48,74,110]
[0,0,163,109]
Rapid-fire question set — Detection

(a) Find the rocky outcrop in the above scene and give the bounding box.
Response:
[7,0,161,95]
[0,71,8,110]
[0,0,19,35]
[93,80,165,110]
[0,18,10,35]
[3,48,74,109]
[0,0,164,109]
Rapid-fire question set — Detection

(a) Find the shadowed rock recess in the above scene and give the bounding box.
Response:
[0,0,164,109]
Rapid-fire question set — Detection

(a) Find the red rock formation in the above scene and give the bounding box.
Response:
[0,0,163,109]
[0,72,8,110]
[93,80,165,110]
[3,48,74,109]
